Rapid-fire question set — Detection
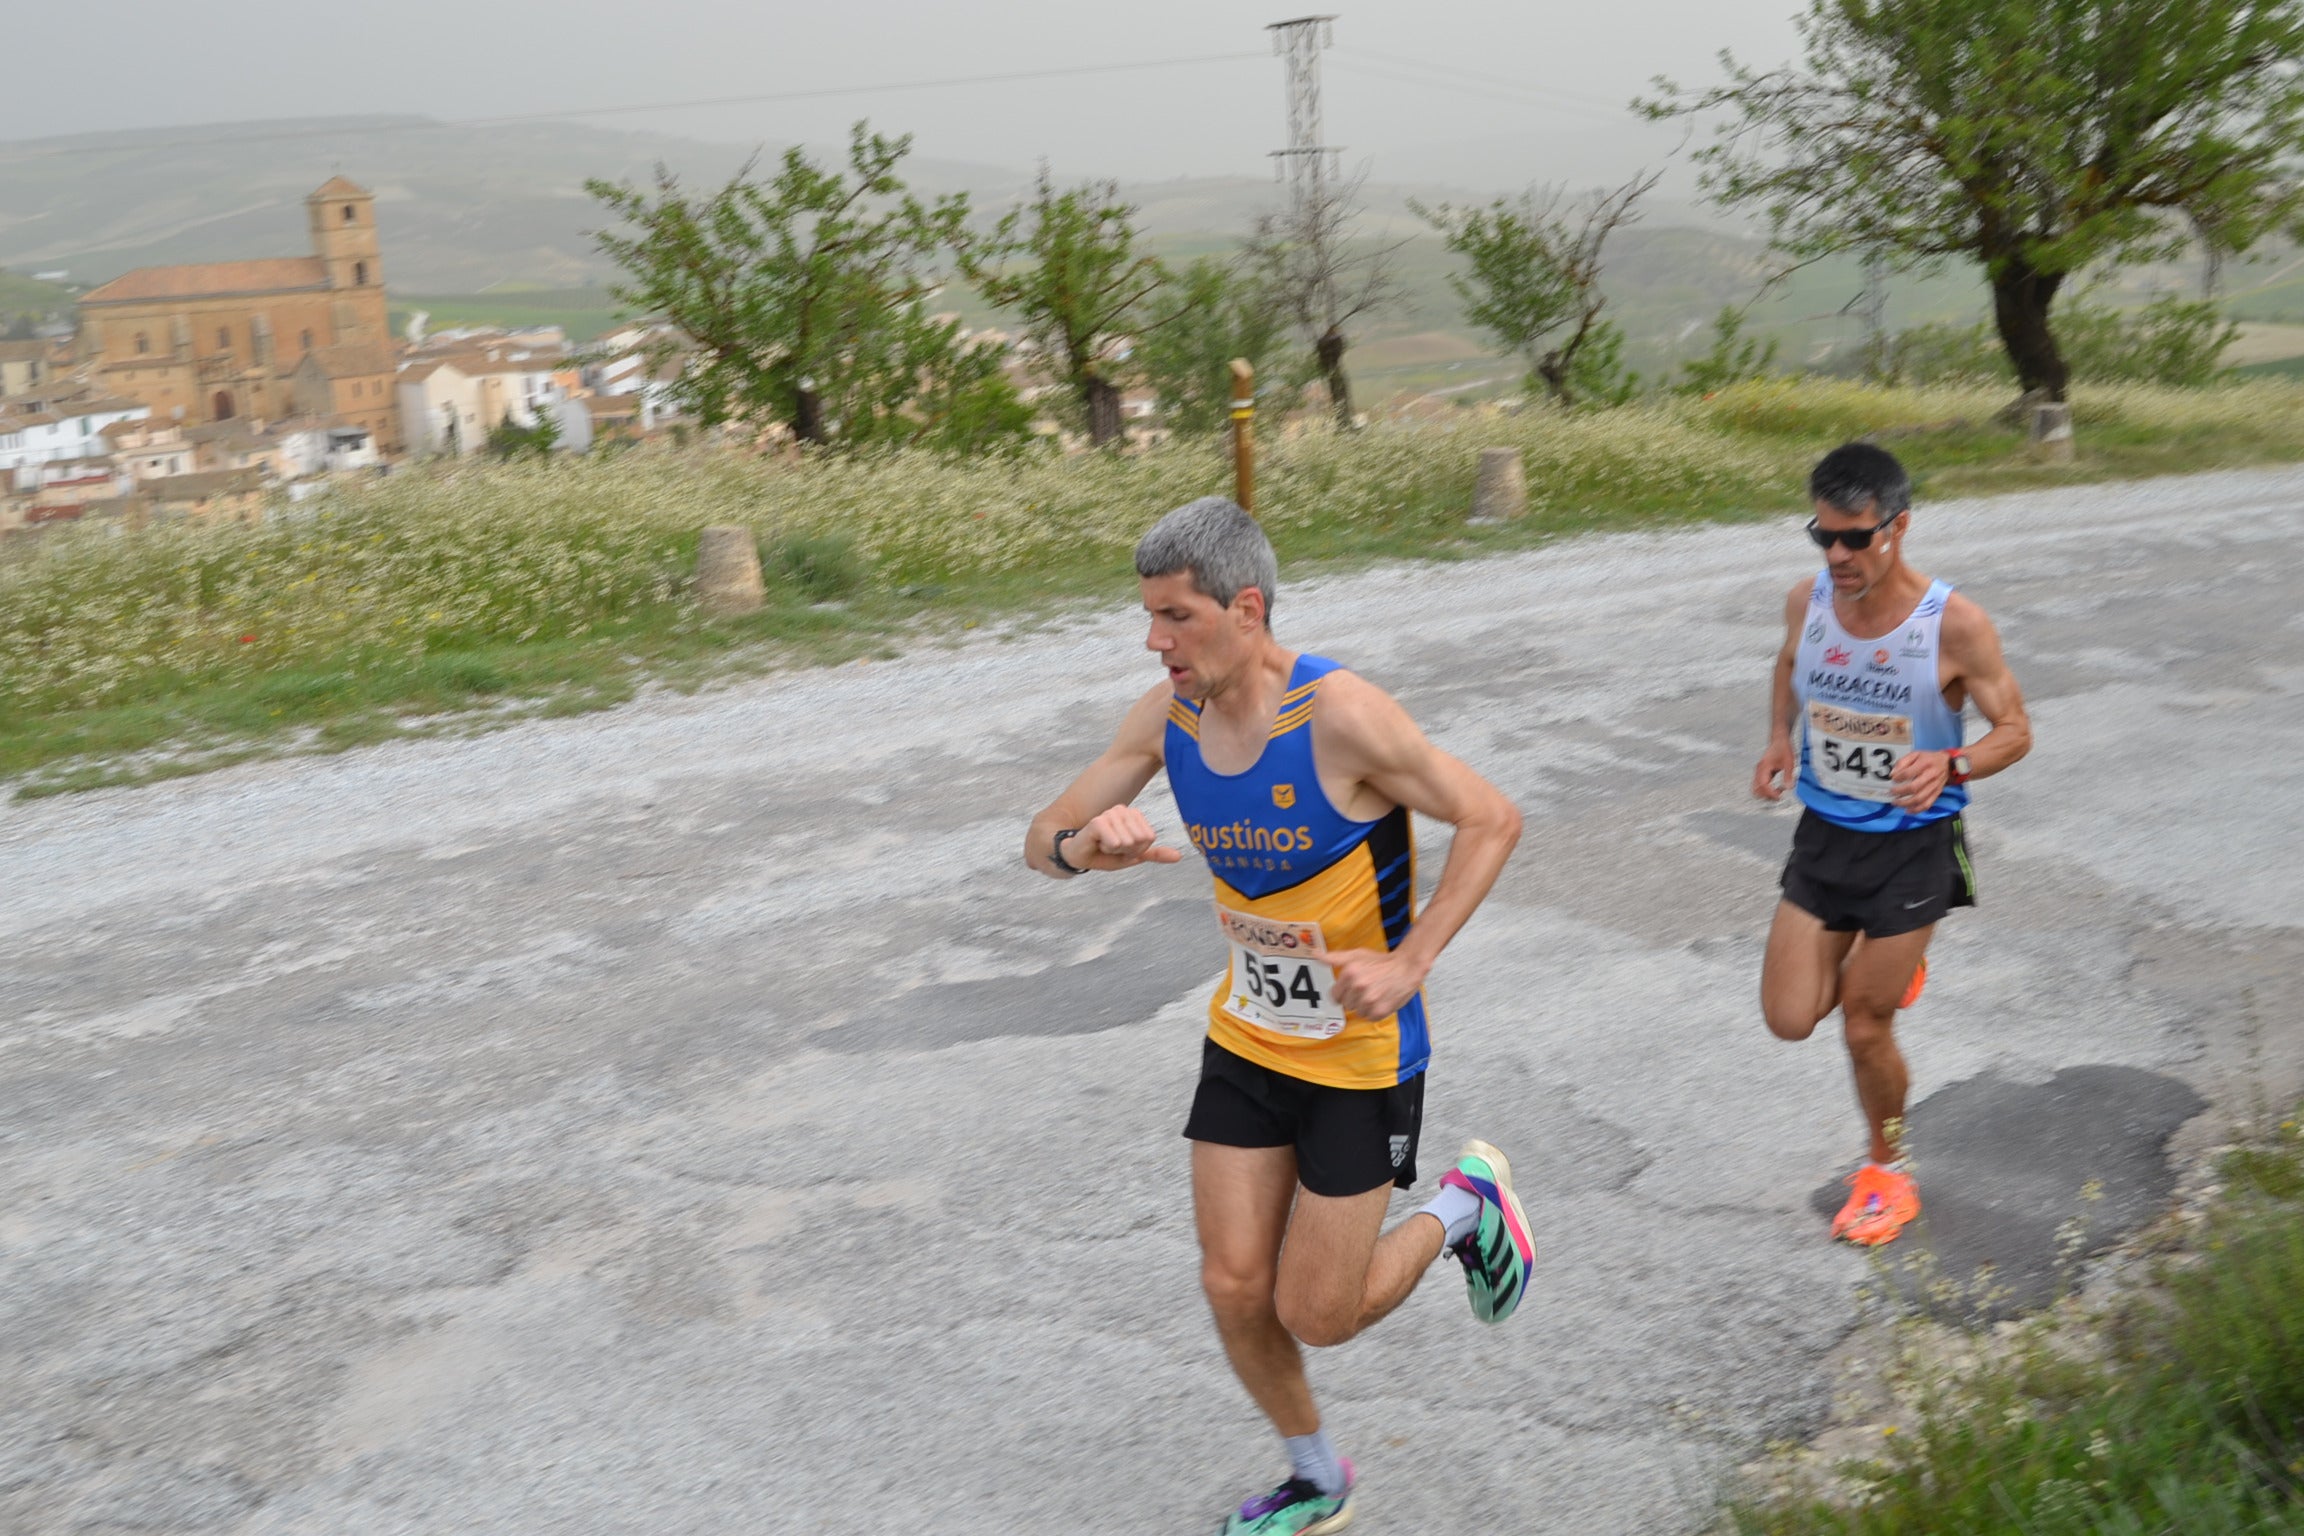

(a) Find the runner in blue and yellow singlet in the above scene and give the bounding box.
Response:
[1025,498,1531,1536]
[1753,443,2034,1247]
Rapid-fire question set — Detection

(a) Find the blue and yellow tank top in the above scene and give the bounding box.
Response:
[1164,653,1427,1090]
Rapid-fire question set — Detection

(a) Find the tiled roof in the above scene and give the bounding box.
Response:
[0,339,50,362]
[81,258,330,305]
[308,176,371,201]
[147,468,265,501]
[100,417,173,441]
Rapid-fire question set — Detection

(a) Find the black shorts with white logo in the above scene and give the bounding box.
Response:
[1182,1037,1425,1197]
[1780,807,1977,939]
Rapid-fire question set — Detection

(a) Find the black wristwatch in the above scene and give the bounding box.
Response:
[1049,828,1088,875]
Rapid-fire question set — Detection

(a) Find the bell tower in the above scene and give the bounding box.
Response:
[307,176,385,344]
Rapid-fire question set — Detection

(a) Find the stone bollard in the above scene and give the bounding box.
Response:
[1470,447,1527,522]
[2029,402,2075,464]
[695,525,765,615]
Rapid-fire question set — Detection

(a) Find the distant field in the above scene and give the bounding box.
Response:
[391,290,631,345]
[2234,353,2304,380]
[0,266,72,321]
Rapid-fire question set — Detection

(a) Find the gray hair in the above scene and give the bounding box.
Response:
[1133,497,1278,624]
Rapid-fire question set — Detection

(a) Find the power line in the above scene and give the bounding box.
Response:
[1325,56,1629,127]
[0,52,1268,163]
[1329,47,1634,123]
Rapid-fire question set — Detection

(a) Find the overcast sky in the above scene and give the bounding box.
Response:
[4,0,1806,190]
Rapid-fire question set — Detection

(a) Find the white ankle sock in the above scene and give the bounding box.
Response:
[1284,1428,1346,1497]
[1420,1183,1483,1248]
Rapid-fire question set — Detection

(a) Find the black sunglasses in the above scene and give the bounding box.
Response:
[1806,512,1903,551]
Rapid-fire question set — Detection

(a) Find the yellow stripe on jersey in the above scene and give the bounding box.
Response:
[1207,841,1403,1090]
[1168,701,1201,738]
[1269,701,1316,738]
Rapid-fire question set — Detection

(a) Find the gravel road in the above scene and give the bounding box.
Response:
[4,466,2300,1534]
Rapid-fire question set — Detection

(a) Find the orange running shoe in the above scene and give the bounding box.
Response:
[1899,957,1928,1010]
[1830,1163,1921,1245]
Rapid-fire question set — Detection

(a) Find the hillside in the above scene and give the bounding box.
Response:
[18,112,2298,395]
[0,266,72,329]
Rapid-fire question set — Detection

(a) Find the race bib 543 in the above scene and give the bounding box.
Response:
[1806,700,1913,802]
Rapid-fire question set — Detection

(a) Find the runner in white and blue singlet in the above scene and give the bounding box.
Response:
[1753,443,2033,1247]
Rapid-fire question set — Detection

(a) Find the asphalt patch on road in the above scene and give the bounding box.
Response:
[1810,1064,2205,1320]
[812,897,1211,1053]
[1688,809,1798,866]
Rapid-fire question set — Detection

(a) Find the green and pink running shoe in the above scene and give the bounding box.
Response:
[1441,1139,1536,1324]
[1218,1459,1356,1534]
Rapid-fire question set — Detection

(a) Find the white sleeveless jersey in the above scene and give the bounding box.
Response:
[1792,571,1968,831]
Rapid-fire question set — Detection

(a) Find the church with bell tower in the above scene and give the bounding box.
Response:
[75,178,402,453]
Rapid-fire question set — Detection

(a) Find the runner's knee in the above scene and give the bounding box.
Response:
[1761,989,1827,1041]
[1841,1007,1897,1054]
[1200,1256,1276,1318]
[1274,1289,1357,1348]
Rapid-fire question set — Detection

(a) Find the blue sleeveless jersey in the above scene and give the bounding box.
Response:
[1793,572,1968,831]
[1165,654,1427,1089]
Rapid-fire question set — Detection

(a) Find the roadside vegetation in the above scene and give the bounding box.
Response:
[7,375,2304,797]
[1735,1111,2304,1535]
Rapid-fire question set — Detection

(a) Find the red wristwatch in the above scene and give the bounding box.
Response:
[1945,751,1973,786]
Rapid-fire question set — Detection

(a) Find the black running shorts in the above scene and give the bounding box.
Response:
[1182,1037,1424,1197]
[1780,808,1976,939]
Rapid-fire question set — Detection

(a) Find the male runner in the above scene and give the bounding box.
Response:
[1025,497,1533,1535]
[1753,442,2031,1246]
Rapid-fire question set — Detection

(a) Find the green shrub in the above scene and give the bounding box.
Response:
[1886,296,2238,388]
[770,533,865,601]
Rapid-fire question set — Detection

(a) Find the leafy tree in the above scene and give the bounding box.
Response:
[1886,293,2237,386]
[1131,256,1287,439]
[1676,306,1782,394]
[485,410,556,460]
[1245,166,1404,429]
[1417,171,1659,407]
[587,123,1028,452]
[1645,0,2304,400]
[960,171,1166,447]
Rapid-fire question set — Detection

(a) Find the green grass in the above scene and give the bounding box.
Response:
[7,377,2304,797]
[1737,1115,2304,1536]
[391,289,631,345]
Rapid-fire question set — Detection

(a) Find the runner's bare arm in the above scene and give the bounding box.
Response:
[1888,592,2032,810]
[1023,683,1184,879]
[1304,672,1522,1018]
[1753,578,1809,801]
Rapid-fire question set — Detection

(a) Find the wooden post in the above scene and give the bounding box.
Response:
[1228,358,1256,513]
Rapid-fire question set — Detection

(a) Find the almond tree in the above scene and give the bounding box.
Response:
[1244,165,1404,429]
[588,123,1027,452]
[960,170,1167,448]
[1417,170,1659,407]
[1646,0,2304,401]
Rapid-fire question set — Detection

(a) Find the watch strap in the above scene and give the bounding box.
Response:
[1049,828,1087,875]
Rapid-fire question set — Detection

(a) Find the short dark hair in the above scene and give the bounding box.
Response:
[1808,442,1911,520]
